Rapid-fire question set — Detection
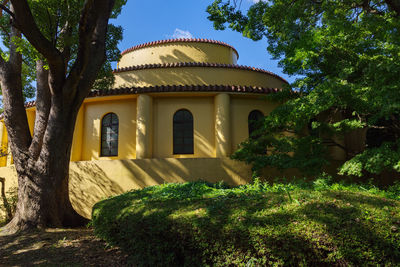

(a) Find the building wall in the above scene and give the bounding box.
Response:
[0,158,303,219]
[71,107,85,161]
[81,97,137,161]
[0,121,8,167]
[69,93,278,160]
[114,67,286,89]
[231,95,279,151]
[0,94,281,163]
[26,109,35,136]
[0,165,18,220]
[153,96,215,158]
[118,42,238,68]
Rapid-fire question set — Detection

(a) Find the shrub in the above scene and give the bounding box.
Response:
[92,180,400,266]
[0,179,18,225]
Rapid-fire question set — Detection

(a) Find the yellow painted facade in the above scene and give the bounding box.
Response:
[0,39,307,219]
[114,67,286,88]
[118,41,238,67]
[81,97,137,161]
[0,158,305,218]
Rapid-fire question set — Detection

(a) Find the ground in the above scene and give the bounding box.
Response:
[0,228,128,266]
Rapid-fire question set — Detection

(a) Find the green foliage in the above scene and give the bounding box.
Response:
[92,180,400,266]
[0,0,126,96]
[207,0,400,177]
[339,141,400,176]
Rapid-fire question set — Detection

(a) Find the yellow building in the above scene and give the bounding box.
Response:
[0,39,301,218]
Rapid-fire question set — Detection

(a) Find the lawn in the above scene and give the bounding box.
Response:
[92,178,400,266]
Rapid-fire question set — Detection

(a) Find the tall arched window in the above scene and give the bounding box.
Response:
[173,109,194,154]
[101,113,119,156]
[248,110,264,139]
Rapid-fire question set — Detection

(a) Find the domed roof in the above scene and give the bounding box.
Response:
[114,39,288,89]
[117,38,240,67]
[121,38,239,59]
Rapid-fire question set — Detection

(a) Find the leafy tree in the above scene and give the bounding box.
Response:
[207,0,400,177]
[0,0,125,234]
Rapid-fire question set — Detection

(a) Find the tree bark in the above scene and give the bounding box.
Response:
[1,95,87,234]
[0,177,12,220]
[0,0,116,234]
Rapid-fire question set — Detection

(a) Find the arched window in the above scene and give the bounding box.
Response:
[173,109,194,154]
[248,110,264,139]
[101,113,119,156]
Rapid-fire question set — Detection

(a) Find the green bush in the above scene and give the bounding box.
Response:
[92,180,400,266]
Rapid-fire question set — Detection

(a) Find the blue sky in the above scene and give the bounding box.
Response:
[112,0,294,83]
[0,0,292,83]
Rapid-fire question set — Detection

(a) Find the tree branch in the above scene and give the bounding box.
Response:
[0,50,6,71]
[322,139,347,151]
[64,0,115,105]
[29,60,51,159]
[0,10,32,154]
[385,0,400,16]
[0,3,15,20]
[9,0,64,75]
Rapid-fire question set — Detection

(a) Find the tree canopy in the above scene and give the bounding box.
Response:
[207,0,400,177]
[0,0,123,101]
[0,0,126,233]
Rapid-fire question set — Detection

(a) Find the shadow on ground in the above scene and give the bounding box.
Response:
[0,228,128,267]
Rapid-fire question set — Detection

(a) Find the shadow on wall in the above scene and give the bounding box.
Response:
[116,67,208,88]
[118,158,253,187]
[68,158,255,218]
[69,161,124,218]
[159,48,197,64]
[68,157,330,219]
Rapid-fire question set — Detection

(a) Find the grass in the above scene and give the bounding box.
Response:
[92,178,400,266]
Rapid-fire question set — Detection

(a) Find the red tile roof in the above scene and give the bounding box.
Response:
[113,62,288,84]
[10,85,281,114]
[121,38,239,59]
[25,101,36,108]
[88,85,281,97]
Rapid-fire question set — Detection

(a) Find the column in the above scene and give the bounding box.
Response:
[136,94,153,159]
[215,93,231,157]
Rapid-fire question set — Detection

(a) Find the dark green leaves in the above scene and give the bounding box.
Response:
[208,0,400,177]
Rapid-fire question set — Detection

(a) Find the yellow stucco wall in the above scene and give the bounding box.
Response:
[231,95,279,151]
[153,96,215,158]
[0,157,309,219]
[0,158,253,218]
[0,165,18,220]
[2,93,280,163]
[0,121,8,167]
[26,109,36,136]
[118,42,238,68]
[114,67,286,89]
[68,158,255,218]
[71,107,85,161]
[81,97,137,161]
[0,157,352,220]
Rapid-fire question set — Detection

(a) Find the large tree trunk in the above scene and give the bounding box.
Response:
[0,0,116,234]
[1,97,87,234]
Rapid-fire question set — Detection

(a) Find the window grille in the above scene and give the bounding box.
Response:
[173,109,194,154]
[101,113,119,156]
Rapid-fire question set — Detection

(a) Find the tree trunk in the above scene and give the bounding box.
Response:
[0,0,116,235]
[1,98,87,235]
